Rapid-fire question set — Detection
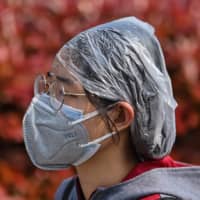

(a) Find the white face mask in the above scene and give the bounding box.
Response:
[23,94,116,170]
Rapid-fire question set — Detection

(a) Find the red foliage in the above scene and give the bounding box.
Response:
[0,0,199,199]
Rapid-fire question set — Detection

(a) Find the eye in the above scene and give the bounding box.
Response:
[58,87,65,96]
[45,83,50,91]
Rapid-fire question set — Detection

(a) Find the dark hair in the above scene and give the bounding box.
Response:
[85,90,121,143]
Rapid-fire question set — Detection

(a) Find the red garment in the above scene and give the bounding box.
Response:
[77,156,189,200]
[122,156,189,200]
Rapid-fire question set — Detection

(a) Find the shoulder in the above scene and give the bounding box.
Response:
[55,176,77,200]
[91,166,200,200]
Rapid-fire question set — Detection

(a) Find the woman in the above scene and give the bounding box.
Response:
[23,17,200,200]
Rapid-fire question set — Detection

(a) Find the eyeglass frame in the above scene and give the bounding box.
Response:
[34,72,86,111]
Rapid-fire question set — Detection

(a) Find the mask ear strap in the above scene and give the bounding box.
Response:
[69,110,99,126]
[69,101,119,126]
[79,131,117,148]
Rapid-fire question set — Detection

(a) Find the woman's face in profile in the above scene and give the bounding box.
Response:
[50,57,112,145]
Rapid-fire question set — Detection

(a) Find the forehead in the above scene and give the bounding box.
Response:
[51,57,84,91]
[52,57,74,78]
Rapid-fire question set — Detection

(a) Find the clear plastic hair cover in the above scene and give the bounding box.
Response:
[56,17,177,160]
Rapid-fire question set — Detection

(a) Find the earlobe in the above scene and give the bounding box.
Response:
[110,101,134,132]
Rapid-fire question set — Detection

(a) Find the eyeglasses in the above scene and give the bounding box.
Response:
[34,73,86,112]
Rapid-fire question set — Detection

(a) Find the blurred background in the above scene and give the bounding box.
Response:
[0,0,199,199]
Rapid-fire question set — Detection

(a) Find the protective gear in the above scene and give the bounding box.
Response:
[23,94,116,170]
[56,16,177,160]
[34,74,86,112]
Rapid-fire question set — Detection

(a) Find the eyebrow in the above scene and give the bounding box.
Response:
[47,71,75,85]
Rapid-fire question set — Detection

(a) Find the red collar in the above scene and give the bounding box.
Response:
[122,155,188,182]
[121,156,189,200]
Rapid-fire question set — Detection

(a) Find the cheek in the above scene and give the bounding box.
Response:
[63,96,89,110]
[83,116,108,141]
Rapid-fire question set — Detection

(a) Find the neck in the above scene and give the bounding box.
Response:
[75,131,137,200]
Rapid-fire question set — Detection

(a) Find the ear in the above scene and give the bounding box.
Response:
[107,101,134,132]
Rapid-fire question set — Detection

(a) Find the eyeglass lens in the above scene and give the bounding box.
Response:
[34,74,66,111]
